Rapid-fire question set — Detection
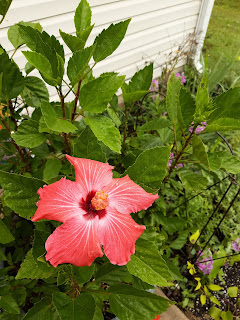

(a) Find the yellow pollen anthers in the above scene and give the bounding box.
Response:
[91,190,109,210]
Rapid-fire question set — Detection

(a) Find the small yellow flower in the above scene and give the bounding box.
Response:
[187,261,196,275]
[238,56,240,62]
[194,277,201,291]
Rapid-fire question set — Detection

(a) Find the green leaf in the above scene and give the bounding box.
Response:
[178,170,208,191]
[122,91,148,103]
[209,307,221,320]
[124,146,171,190]
[22,76,49,107]
[0,295,19,314]
[22,297,59,320]
[166,74,183,127]
[208,284,223,291]
[73,126,106,162]
[53,292,95,320]
[107,107,121,127]
[72,264,94,284]
[138,118,171,131]
[93,19,130,62]
[127,238,171,286]
[129,64,153,92]
[200,294,206,306]
[0,0,12,23]
[8,22,42,49]
[11,119,46,148]
[206,118,240,132]
[85,115,121,153]
[40,101,77,133]
[22,51,54,83]
[179,88,195,127]
[0,219,14,244]
[67,45,95,85]
[16,249,55,279]
[210,296,221,306]
[210,248,226,280]
[43,159,62,181]
[227,286,238,298]
[80,74,125,113]
[0,48,24,100]
[109,284,171,320]
[221,311,233,320]
[192,135,209,169]
[216,151,240,174]
[170,231,188,250]
[209,87,240,122]
[59,30,84,52]
[208,153,222,172]
[95,263,129,285]
[74,0,92,37]
[0,171,43,219]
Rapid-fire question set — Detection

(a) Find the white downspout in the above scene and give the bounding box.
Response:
[194,0,215,72]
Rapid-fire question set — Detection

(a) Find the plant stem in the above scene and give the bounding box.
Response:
[71,80,82,122]
[58,88,71,154]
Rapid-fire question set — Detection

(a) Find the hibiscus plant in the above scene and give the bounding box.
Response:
[1,0,240,319]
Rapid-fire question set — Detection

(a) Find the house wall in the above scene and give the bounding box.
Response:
[0,0,203,100]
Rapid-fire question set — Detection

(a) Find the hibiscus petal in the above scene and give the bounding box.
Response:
[98,208,145,265]
[31,177,85,223]
[45,215,103,267]
[105,175,158,214]
[66,155,114,195]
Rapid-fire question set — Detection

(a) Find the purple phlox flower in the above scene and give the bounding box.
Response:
[196,249,213,275]
[175,72,186,84]
[167,153,183,168]
[232,238,240,252]
[189,122,207,134]
[150,79,159,92]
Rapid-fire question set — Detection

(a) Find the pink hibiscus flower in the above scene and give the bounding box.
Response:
[31,156,158,267]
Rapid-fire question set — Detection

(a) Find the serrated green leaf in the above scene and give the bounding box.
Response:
[22,51,54,83]
[16,249,55,279]
[129,64,153,92]
[179,88,195,127]
[95,263,129,285]
[74,0,92,37]
[127,238,171,286]
[227,286,238,298]
[109,284,171,320]
[107,107,121,127]
[22,297,59,320]
[80,75,125,113]
[0,0,12,23]
[67,45,95,85]
[124,146,171,190]
[40,101,77,133]
[166,74,183,127]
[43,159,62,181]
[85,115,121,153]
[170,231,188,250]
[178,170,208,191]
[0,171,43,219]
[8,22,42,49]
[72,264,94,284]
[21,76,49,107]
[60,29,84,52]
[11,119,46,148]
[206,118,240,132]
[53,292,95,320]
[138,118,171,131]
[216,151,240,174]
[0,295,19,314]
[0,219,14,244]
[192,135,209,169]
[208,153,222,172]
[0,48,24,100]
[209,87,240,122]
[208,284,223,291]
[73,126,106,162]
[32,230,52,272]
[209,307,221,320]
[93,19,130,62]
[122,91,148,103]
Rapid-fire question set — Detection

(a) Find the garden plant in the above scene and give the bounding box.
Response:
[0,0,240,319]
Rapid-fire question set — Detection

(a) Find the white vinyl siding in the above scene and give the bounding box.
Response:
[0,0,203,100]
